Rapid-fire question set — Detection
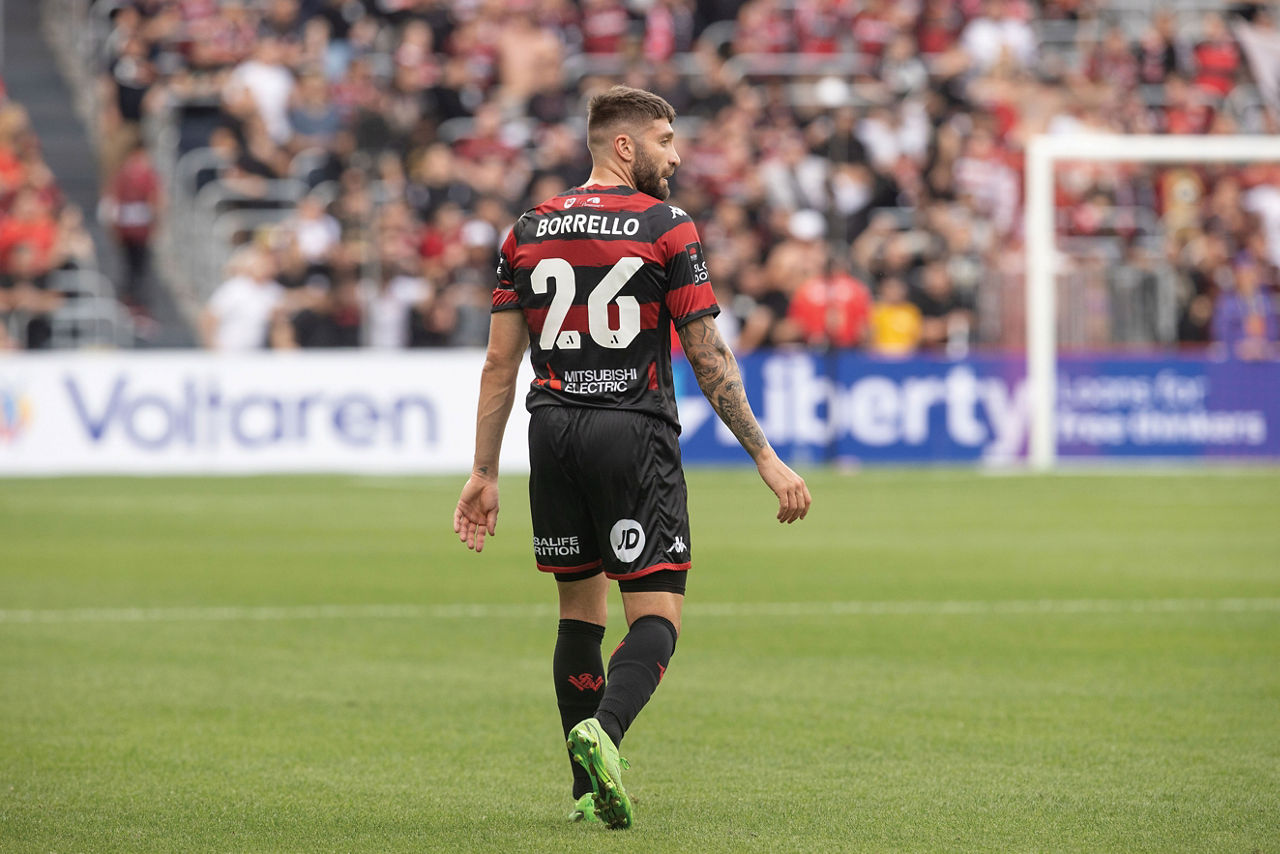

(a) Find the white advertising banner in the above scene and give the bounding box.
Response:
[0,351,533,475]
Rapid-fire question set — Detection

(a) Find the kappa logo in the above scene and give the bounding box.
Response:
[667,536,687,554]
[610,518,645,563]
[567,673,604,692]
[0,384,32,443]
[669,205,687,219]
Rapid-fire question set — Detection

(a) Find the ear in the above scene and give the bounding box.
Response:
[613,133,635,163]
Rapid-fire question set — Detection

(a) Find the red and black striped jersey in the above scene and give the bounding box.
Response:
[493,184,718,430]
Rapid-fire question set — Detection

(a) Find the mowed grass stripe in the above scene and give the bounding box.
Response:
[2,597,1279,624]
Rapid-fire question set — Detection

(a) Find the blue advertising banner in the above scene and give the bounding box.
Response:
[674,352,1279,464]
[1056,356,1278,458]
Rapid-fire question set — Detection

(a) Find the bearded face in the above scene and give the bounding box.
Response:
[633,143,671,201]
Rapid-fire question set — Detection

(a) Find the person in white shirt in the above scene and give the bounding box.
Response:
[367,266,431,349]
[223,36,296,145]
[200,246,292,350]
[284,193,341,266]
[960,0,1035,73]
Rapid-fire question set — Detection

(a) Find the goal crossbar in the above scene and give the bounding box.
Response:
[1024,133,1280,470]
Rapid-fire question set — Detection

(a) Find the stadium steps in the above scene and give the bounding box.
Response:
[6,1,194,347]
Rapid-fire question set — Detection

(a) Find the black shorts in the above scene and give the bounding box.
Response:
[528,405,692,585]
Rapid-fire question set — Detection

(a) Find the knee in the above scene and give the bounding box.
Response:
[559,601,608,625]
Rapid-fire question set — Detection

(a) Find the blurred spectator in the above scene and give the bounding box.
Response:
[0,242,64,349]
[759,132,828,212]
[199,246,293,350]
[1161,75,1215,134]
[914,258,972,355]
[98,33,158,180]
[870,276,923,356]
[1213,258,1278,360]
[960,0,1035,72]
[1192,13,1242,100]
[288,72,342,151]
[1243,164,1280,269]
[879,32,930,99]
[51,204,98,273]
[786,256,873,350]
[0,189,59,273]
[1086,26,1140,90]
[369,262,431,349]
[1178,292,1215,346]
[1135,13,1183,86]
[281,192,341,271]
[224,36,296,146]
[953,125,1019,235]
[101,138,164,314]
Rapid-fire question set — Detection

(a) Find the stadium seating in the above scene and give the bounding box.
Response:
[35,0,1280,354]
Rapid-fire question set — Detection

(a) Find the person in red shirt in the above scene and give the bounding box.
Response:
[0,188,58,274]
[1192,13,1241,99]
[787,257,873,348]
[102,139,164,311]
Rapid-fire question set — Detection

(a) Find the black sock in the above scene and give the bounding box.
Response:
[553,618,606,799]
[594,615,678,747]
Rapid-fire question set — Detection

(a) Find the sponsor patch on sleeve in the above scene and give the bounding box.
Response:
[685,242,709,285]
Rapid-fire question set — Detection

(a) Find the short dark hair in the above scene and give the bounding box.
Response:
[586,86,676,152]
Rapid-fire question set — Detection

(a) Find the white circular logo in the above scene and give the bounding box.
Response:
[609,519,645,563]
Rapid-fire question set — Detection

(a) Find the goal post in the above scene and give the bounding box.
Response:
[1024,133,1280,471]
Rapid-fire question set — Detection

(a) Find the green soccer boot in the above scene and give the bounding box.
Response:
[567,793,599,823]
[566,718,634,829]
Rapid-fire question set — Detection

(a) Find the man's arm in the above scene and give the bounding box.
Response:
[453,309,529,551]
[677,314,811,523]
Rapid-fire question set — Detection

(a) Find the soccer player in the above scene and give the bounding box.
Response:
[453,85,811,829]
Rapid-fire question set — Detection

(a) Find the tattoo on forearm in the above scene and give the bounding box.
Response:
[681,318,767,456]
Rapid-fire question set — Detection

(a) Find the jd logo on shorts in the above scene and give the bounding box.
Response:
[610,518,645,563]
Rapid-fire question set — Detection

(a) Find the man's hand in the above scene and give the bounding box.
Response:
[755,449,811,523]
[454,475,500,552]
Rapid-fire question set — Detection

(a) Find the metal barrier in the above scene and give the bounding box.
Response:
[50,295,137,349]
[3,269,135,350]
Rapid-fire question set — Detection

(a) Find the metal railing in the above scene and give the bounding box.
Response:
[4,269,136,349]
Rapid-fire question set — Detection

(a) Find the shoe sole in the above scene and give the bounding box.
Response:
[566,727,633,829]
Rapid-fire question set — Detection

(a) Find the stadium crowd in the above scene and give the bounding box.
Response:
[0,92,102,349]
[80,0,1280,357]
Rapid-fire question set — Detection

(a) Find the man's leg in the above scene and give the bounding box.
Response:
[565,582,682,829]
[593,587,682,747]
[554,572,609,801]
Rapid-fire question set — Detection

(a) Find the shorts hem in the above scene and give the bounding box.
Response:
[537,559,604,574]
[605,561,691,580]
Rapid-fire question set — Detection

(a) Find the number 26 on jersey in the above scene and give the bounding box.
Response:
[531,256,643,350]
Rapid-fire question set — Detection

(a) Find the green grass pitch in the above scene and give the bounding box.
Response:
[2,469,1278,853]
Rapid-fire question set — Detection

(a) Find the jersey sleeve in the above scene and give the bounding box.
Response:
[654,207,719,328]
[491,226,520,313]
